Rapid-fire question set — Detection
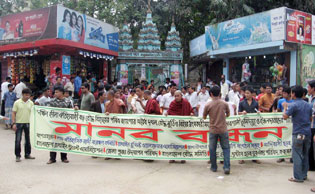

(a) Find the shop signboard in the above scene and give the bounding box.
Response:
[286,9,312,45]
[299,45,315,87]
[84,15,119,52]
[57,5,119,52]
[62,55,71,75]
[0,7,52,45]
[205,7,286,51]
[189,34,207,57]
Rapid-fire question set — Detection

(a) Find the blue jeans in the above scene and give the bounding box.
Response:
[15,123,31,157]
[209,132,230,171]
[292,134,311,181]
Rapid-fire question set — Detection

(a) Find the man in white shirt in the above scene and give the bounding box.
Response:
[1,77,11,116]
[197,86,210,117]
[14,79,27,99]
[228,83,240,113]
[160,84,177,115]
[197,80,203,92]
[164,78,171,89]
[64,77,75,97]
[37,88,51,106]
[221,78,229,100]
[206,78,213,88]
[186,86,198,116]
[131,86,147,114]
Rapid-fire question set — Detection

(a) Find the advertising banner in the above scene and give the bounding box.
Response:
[57,6,86,43]
[31,106,293,160]
[0,7,51,45]
[286,9,312,44]
[205,7,286,51]
[57,5,118,51]
[299,45,315,87]
[84,15,119,51]
[189,34,207,57]
[62,55,71,75]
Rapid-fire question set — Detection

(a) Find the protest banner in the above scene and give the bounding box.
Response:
[30,106,292,160]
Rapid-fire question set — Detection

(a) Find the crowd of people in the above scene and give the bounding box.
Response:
[1,72,315,189]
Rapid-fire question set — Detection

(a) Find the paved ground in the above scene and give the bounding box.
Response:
[0,125,314,194]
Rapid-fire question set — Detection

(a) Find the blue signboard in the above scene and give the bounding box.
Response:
[205,8,286,51]
[189,34,207,57]
[62,55,71,75]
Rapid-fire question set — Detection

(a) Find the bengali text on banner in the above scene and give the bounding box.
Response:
[30,106,293,160]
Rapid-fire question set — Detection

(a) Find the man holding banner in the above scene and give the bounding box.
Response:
[167,90,194,164]
[283,85,312,183]
[203,86,230,175]
[47,87,73,164]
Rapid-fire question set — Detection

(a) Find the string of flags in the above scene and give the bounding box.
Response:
[79,50,114,60]
[2,49,39,58]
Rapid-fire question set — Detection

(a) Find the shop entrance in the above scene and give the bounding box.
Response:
[206,60,223,84]
[229,53,290,88]
[127,64,170,87]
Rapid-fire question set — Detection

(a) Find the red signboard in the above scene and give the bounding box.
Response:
[0,7,52,45]
[286,9,312,44]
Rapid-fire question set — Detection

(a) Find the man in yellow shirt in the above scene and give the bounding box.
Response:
[12,88,35,162]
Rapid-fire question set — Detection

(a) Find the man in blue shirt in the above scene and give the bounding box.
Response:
[278,86,293,112]
[74,71,82,99]
[307,80,315,192]
[3,84,17,128]
[283,85,312,183]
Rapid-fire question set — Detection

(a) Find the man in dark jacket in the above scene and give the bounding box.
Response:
[90,92,106,113]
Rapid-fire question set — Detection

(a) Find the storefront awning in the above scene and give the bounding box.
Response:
[0,38,118,56]
[207,40,288,59]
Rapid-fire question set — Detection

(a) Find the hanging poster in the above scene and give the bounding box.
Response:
[119,64,128,85]
[170,64,180,85]
[286,9,312,44]
[0,7,51,45]
[205,7,286,50]
[299,45,315,87]
[62,55,71,75]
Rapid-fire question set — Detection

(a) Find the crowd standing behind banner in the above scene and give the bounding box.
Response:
[1,73,315,187]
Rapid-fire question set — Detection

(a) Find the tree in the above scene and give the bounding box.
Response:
[0,0,28,16]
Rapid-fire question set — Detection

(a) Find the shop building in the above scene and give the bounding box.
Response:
[0,5,118,90]
[190,7,315,88]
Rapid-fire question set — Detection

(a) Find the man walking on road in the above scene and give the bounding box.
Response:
[203,86,230,175]
[12,88,35,162]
